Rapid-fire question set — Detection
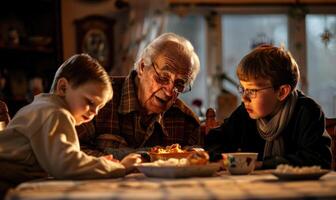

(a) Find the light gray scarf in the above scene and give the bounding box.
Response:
[257,90,298,159]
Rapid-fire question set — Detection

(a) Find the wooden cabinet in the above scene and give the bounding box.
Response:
[0,0,62,116]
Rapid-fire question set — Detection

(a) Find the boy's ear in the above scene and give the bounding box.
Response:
[277,84,292,101]
[56,78,69,96]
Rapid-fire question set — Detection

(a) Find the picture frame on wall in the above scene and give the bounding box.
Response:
[75,15,115,72]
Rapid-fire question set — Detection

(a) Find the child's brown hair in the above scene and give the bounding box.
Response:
[50,54,112,100]
[236,45,300,91]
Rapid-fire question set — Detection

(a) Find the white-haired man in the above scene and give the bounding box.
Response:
[78,33,202,159]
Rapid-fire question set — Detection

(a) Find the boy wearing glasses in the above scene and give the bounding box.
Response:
[205,45,332,169]
[77,33,202,159]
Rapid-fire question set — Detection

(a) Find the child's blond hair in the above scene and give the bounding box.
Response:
[50,54,112,100]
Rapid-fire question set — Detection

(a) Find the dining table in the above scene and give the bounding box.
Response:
[5,169,336,200]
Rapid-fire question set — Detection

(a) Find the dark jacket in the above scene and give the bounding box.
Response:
[205,91,332,169]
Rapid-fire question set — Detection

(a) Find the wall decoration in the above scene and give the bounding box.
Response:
[75,15,114,71]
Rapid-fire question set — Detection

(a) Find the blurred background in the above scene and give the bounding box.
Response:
[0,0,335,121]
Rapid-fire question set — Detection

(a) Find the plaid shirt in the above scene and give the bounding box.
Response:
[77,71,201,158]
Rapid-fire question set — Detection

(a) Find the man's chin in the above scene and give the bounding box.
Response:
[148,108,164,114]
[147,104,168,114]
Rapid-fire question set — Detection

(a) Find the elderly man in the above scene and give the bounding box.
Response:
[78,33,202,159]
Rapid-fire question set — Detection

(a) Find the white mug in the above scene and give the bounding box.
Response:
[222,152,258,175]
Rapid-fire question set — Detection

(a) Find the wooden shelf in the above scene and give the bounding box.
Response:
[0,0,62,117]
[0,44,54,54]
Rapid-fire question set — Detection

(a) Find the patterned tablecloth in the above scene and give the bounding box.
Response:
[5,170,336,200]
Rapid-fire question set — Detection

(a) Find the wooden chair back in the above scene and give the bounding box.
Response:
[326,118,336,170]
[0,100,10,125]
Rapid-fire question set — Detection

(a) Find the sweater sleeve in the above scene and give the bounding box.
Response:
[30,110,126,179]
[205,105,246,161]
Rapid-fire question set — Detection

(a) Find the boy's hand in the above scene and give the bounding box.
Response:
[104,154,119,162]
[121,153,142,174]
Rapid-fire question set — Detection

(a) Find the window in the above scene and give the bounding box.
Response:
[164,10,336,119]
[221,15,288,96]
[307,15,336,118]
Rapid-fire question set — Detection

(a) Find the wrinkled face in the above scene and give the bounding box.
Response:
[239,79,282,119]
[62,81,109,125]
[137,55,191,115]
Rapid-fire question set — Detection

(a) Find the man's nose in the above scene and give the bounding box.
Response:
[162,82,177,96]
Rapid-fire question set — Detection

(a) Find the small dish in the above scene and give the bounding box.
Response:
[271,169,330,181]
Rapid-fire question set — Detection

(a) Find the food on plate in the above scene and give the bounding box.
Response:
[187,151,209,165]
[275,164,322,174]
[149,144,208,162]
[150,158,189,167]
[146,151,210,167]
[150,144,186,154]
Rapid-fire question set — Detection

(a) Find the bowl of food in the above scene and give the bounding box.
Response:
[149,144,192,161]
[222,152,258,175]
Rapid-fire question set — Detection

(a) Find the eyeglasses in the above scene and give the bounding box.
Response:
[151,62,191,94]
[237,85,273,99]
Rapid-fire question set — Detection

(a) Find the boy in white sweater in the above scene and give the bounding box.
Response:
[0,54,141,196]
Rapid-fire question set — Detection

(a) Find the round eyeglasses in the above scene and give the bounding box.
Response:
[151,62,191,94]
[237,85,273,99]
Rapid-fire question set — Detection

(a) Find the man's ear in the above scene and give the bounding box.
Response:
[277,84,292,101]
[55,78,69,96]
[137,59,146,76]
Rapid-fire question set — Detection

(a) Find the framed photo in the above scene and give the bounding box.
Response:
[75,15,114,72]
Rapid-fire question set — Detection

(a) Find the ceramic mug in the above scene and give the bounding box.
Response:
[222,152,258,175]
